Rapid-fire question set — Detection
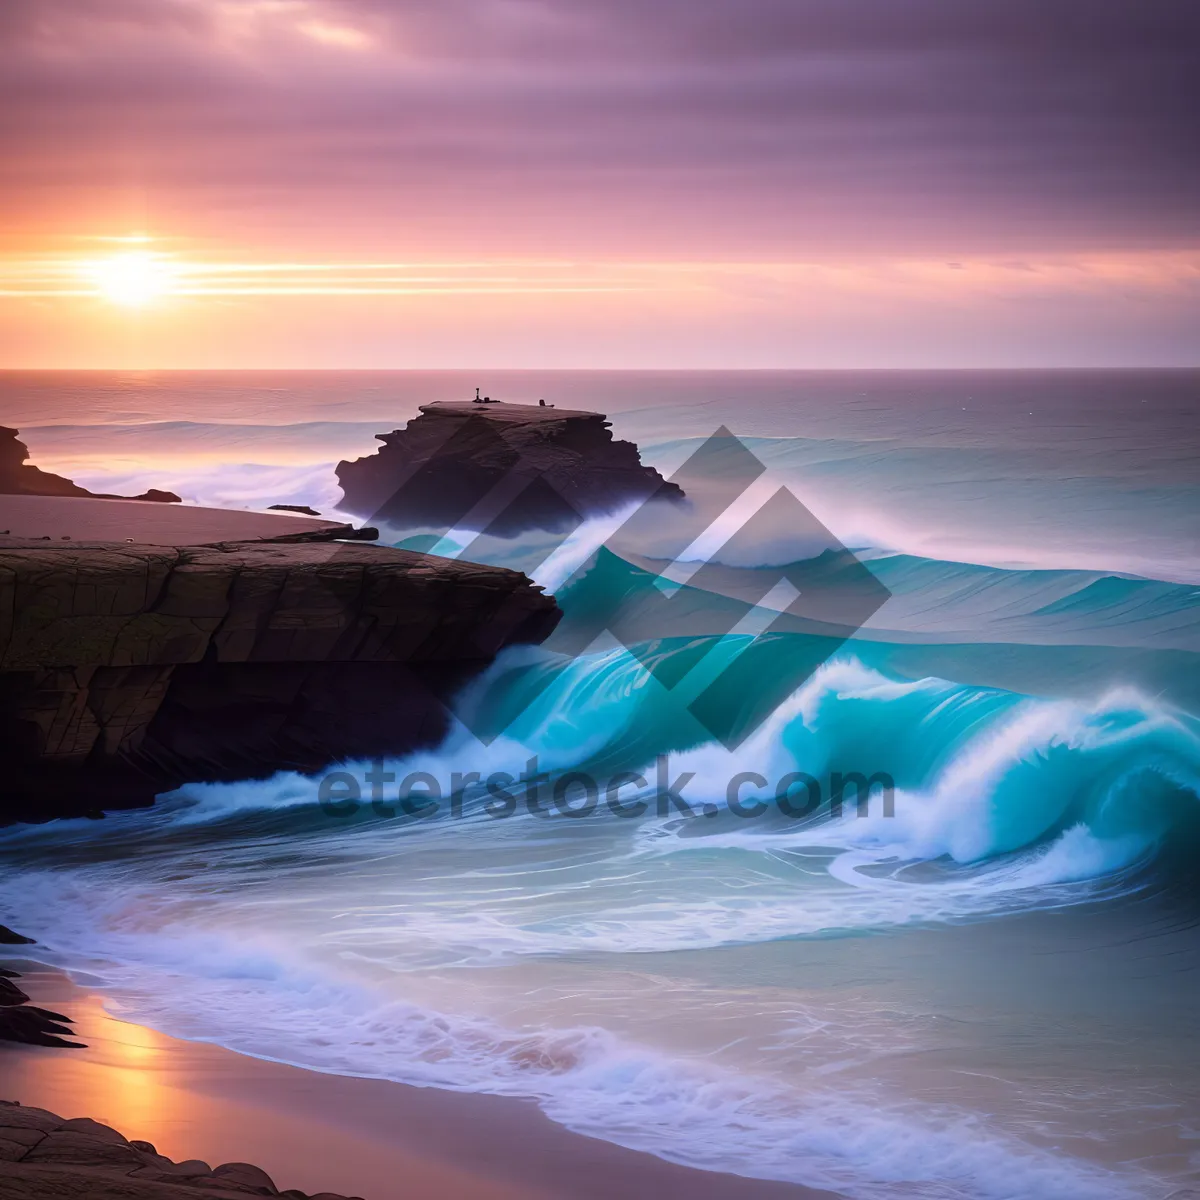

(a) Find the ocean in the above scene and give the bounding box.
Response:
[1,369,1198,1200]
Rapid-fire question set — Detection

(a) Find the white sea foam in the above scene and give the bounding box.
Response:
[87,658,1196,971]
[0,899,1153,1200]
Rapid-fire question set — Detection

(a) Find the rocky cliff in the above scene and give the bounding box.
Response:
[336,402,683,535]
[0,427,180,503]
[0,535,559,822]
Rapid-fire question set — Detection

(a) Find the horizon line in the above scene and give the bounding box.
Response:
[2,364,1198,374]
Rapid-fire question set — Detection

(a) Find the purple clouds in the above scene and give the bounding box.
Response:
[2,0,1196,256]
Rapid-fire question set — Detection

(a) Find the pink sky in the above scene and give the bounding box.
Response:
[1,0,1197,367]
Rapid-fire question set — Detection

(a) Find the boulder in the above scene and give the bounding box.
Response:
[22,1130,142,1168]
[0,1104,63,1133]
[55,1119,127,1145]
[212,1162,278,1194]
[0,1101,360,1198]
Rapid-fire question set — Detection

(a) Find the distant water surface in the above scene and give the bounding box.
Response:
[0,370,1197,1200]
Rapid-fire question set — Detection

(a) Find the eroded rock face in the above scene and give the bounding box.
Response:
[0,428,180,503]
[0,1101,362,1198]
[0,539,560,821]
[336,402,683,535]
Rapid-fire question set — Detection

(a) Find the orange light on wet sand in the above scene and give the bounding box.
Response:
[87,251,176,307]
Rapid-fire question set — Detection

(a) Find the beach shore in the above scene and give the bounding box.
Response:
[0,964,825,1200]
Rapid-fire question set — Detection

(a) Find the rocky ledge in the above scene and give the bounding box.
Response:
[0,1101,360,1200]
[0,427,180,504]
[0,534,559,822]
[336,401,683,535]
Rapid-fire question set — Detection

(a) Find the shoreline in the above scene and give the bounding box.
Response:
[0,964,828,1200]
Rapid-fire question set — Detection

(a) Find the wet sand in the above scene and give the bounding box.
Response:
[0,965,827,1200]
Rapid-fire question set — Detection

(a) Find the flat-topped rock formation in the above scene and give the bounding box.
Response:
[0,535,559,822]
[336,401,683,535]
[0,427,180,504]
[0,1101,361,1199]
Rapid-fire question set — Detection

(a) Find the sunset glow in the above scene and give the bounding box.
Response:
[0,0,1194,367]
[87,252,177,307]
[0,8,1197,1200]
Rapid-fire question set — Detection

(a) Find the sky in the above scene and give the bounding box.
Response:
[1,0,1197,368]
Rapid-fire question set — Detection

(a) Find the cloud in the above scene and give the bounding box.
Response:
[0,0,1196,259]
[297,18,372,49]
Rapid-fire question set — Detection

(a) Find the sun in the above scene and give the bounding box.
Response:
[88,251,175,307]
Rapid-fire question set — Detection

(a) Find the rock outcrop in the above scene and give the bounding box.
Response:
[0,929,84,1049]
[0,428,181,504]
[0,1101,361,1199]
[336,402,683,535]
[0,535,560,822]
[268,504,321,516]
